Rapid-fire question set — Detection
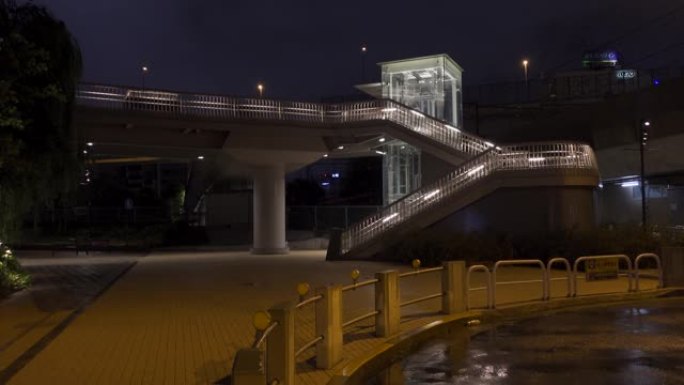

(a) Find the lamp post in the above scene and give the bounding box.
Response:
[522,59,529,100]
[141,65,149,91]
[640,119,651,228]
[361,44,367,83]
[257,83,264,98]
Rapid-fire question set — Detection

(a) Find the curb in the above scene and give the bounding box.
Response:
[327,288,683,385]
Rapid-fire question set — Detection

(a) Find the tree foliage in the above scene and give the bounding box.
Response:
[0,0,82,241]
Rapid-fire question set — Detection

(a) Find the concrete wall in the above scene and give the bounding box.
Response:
[430,186,596,235]
[597,184,684,227]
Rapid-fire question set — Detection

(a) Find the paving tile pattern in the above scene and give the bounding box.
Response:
[0,252,140,382]
[2,251,661,385]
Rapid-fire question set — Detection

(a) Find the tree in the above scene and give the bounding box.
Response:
[0,0,82,241]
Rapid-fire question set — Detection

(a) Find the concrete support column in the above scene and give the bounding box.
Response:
[266,303,295,385]
[375,270,400,337]
[442,261,467,314]
[314,285,343,368]
[252,164,289,254]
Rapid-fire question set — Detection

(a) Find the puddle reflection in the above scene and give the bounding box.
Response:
[367,300,684,385]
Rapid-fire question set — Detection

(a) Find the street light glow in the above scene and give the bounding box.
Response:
[142,66,149,73]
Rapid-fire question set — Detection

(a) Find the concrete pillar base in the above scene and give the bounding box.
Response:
[251,247,290,255]
[251,163,288,255]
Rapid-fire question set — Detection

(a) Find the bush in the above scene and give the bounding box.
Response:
[383,225,668,266]
[0,242,30,297]
[385,231,511,266]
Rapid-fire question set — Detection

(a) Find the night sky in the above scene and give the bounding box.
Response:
[37,0,684,100]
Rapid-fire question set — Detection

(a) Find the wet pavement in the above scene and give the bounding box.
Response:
[368,299,684,385]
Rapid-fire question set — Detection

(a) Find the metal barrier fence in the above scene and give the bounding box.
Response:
[573,254,634,296]
[492,259,548,304]
[286,206,381,231]
[233,254,663,385]
[547,257,573,298]
[466,265,493,310]
[36,206,171,226]
[634,253,664,291]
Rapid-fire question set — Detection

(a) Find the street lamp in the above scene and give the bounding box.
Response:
[639,119,651,228]
[361,44,368,82]
[522,59,530,100]
[257,83,264,98]
[141,65,149,90]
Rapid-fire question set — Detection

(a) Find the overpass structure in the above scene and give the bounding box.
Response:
[75,84,598,257]
[74,56,599,258]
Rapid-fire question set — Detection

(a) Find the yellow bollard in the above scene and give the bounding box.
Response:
[296,282,310,301]
[350,269,360,285]
[253,311,271,331]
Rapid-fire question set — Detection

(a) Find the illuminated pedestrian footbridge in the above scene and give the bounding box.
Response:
[75,74,599,257]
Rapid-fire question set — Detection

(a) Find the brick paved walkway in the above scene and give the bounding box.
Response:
[1,250,661,385]
[0,252,141,383]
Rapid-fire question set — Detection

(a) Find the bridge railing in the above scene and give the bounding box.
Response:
[76,84,491,157]
[235,255,663,385]
[340,142,598,256]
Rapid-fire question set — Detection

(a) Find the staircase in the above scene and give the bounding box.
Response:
[330,143,599,259]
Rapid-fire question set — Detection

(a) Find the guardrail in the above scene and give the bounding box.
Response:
[340,142,598,256]
[492,259,548,304]
[635,253,663,291]
[547,257,573,298]
[233,254,663,385]
[572,254,634,296]
[466,265,493,310]
[399,264,445,309]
